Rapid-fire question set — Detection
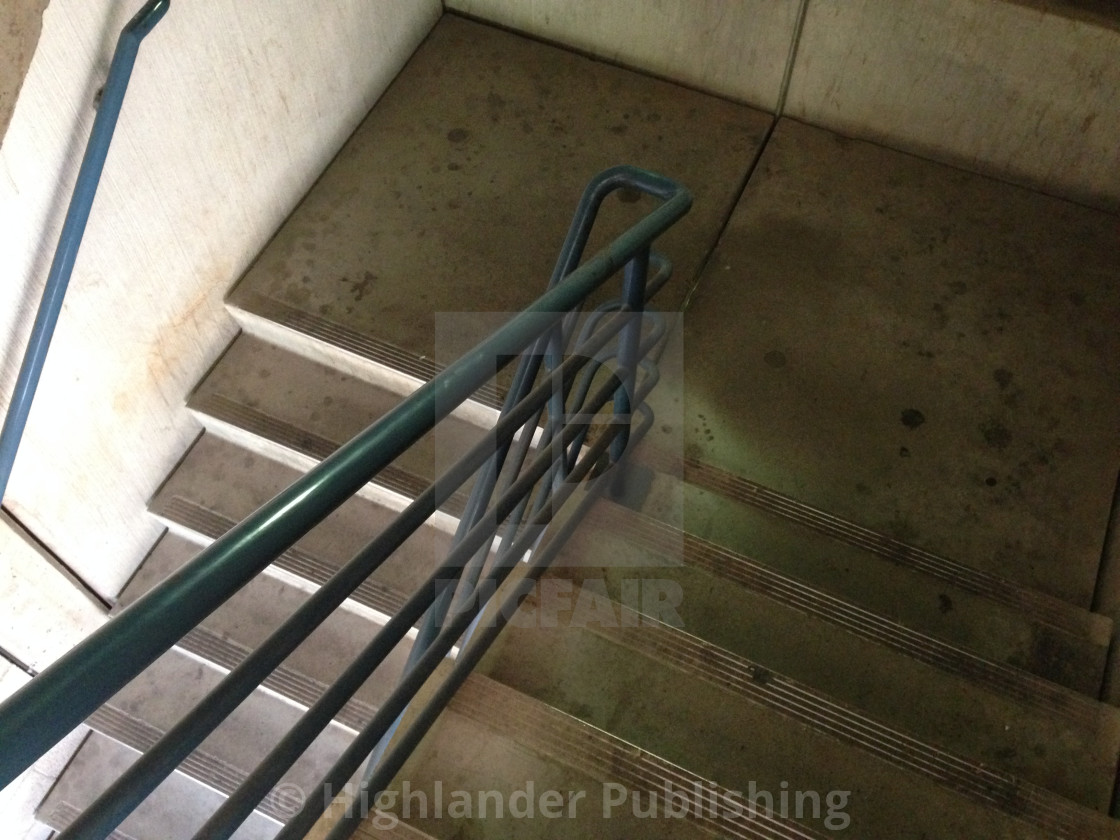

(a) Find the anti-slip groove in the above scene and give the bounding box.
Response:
[179,626,375,734]
[230,291,505,410]
[87,706,294,823]
[46,802,138,840]
[191,392,469,518]
[639,449,1097,639]
[155,495,411,621]
[451,675,830,840]
[589,504,1103,727]
[590,613,1112,839]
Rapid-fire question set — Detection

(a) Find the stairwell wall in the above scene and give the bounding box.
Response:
[446,0,1120,212]
[0,0,442,605]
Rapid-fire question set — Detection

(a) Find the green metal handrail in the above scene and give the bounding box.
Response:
[0,165,691,839]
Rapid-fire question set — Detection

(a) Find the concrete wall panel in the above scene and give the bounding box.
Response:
[786,0,1120,211]
[446,0,802,112]
[0,0,441,599]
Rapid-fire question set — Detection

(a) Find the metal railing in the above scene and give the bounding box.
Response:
[0,0,170,502]
[0,164,691,839]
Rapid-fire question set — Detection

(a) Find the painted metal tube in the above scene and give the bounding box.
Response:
[611,246,651,473]
[358,167,690,782]
[196,371,632,840]
[321,424,639,840]
[58,299,640,840]
[413,167,683,665]
[0,0,170,502]
[278,386,643,840]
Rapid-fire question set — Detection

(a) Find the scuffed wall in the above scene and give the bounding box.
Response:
[0,0,48,143]
[786,0,1120,212]
[0,0,441,600]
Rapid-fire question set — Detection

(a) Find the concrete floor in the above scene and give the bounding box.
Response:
[230,15,768,364]
[683,118,1120,607]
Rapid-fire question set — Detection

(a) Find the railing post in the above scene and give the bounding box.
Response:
[610,245,650,490]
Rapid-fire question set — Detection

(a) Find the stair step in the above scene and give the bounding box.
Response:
[480,603,1117,839]
[97,648,354,799]
[557,498,1120,808]
[149,433,454,610]
[120,533,400,725]
[187,333,493,520]
[86,705,294,823]
[628,445,1110,697]
[227,291,505,415]
[375,670,813,839]
[680,117,1120,609]
[678,451,1109,643]
[38,733,279,840]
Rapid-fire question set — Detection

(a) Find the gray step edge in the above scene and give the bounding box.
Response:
[565,604,1119,839]
[226,291,503,418]
[185,391,467,524]
[672,450,1111,643]
[584,501,1111,727]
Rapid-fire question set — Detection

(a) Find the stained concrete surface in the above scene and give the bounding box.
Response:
[684,118,1120,607]
[0,0,47,144]
[230,14,769,366]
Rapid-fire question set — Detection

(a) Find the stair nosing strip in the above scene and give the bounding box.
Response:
[46,801,139,840]
[179,625,376,734]
[229,290,505,410]
[87,705,300,824]
[637,448,1097,638]
[587,503,1103,724]
[581,609,1110,838]
[154,495,411,622]
[450,675,832,840]
[190,392,469,518]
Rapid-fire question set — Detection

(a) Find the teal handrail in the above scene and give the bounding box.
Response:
[0,165,691,840]
[0,0,169,502]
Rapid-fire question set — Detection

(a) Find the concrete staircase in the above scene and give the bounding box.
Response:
[38,14,1120,839]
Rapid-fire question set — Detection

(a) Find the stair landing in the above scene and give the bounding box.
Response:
[682,117,1120,608]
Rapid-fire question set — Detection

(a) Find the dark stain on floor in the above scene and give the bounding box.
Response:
[901,408,926,429]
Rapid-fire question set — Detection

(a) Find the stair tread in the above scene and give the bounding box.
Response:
[187,333,483,518]
[149,432,451,603]
[557,498,1120,808]
[480,613,1118,839]
[380,671,797,839]
[39,733,280,840]
[97,646,354,798]
[627,448,1111,696]
[120,532,403,719]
